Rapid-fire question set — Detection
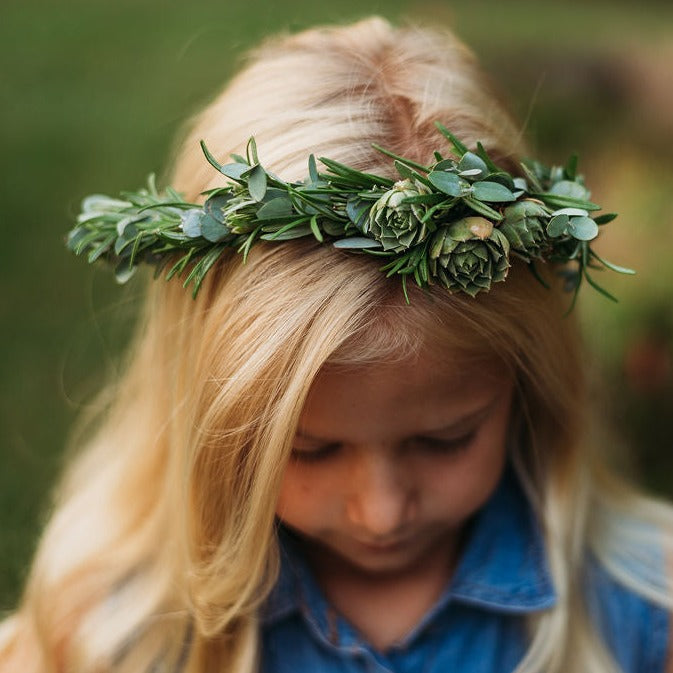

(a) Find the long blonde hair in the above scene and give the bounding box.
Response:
[2,17,671,673]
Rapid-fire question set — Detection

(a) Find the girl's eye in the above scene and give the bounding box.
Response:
[291,443,341,463]
[412,430,477,455]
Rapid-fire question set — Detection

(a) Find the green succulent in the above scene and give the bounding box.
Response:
[500,199,548,259]
[429,217,511,296]
[366,179,430,252]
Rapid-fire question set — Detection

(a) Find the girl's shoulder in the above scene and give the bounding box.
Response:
[587,483,673,673]
[585,552,670,673]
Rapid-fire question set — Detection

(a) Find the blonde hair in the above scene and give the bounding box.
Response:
[2,17,672,673]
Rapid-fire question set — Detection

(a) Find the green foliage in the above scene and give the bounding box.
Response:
[67,126,633,304]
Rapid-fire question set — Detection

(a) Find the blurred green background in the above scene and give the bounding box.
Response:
[1,0,672,610]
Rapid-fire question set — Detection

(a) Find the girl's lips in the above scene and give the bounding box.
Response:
[354,537,410,552]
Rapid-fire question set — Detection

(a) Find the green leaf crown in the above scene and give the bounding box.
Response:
[67,123,633,305]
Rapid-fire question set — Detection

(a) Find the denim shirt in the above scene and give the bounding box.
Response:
[261,470,670,673]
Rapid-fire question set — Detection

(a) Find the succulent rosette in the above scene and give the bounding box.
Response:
[499,199,548,259]
[366,179,430,252]
[429,217,511,296]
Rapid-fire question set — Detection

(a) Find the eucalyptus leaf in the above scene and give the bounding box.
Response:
[433,159,456,172]
[204,193,233,222]
[428,171,461,197]
[333,237,384,249]
[567,216,599,241]
[547,214,569,238]
[322,220,347,236]
[457,152,488,180]
[256,197,294,220]
[82,194,132,212]
[219,163,249,180]
[247,165,267,202]
[513,177,528,192]
[180,209,203,238]
[346,196,371,231]
[200,214,231,242]
[471,181,515,202]
[551,207,589,217]
[484,172,515,190]
[549,180,590,200]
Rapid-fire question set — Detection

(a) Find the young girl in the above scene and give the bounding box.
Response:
[1,16,672,673]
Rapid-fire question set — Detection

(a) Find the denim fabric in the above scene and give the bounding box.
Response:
[261,469,670,673]
[585,552,670,673]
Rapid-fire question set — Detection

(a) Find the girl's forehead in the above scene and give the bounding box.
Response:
[327,299,506,375]
[298,350,512,441]
[319,341,509,393]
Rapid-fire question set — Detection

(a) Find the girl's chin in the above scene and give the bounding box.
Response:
[315,534,450,579]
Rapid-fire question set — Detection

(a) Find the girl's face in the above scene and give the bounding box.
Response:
[276,347,514,579]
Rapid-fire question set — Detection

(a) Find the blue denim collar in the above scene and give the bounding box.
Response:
[263,466,556,642]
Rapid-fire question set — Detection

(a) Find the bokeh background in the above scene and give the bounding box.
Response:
[1,0,672,611]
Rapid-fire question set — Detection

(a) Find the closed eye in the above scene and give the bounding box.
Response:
[411,430,477,454]
[291,430,478,463]
[291,443,341,463]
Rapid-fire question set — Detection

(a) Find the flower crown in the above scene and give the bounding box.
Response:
[67,123,632,305]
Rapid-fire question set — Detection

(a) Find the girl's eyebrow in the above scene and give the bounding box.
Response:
[295,397,499,443]
[418,397,499,436]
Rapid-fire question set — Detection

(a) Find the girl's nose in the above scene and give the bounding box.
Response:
[345,451,415,538]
